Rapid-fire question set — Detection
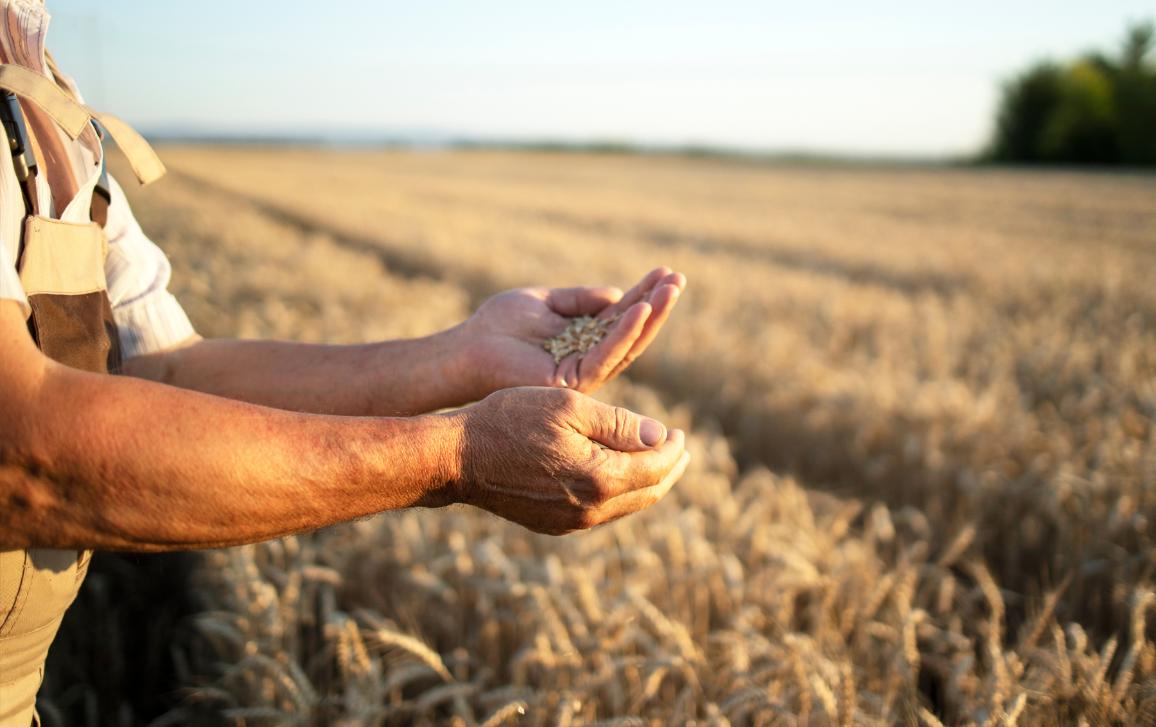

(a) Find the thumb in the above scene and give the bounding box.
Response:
[576,398,667,452]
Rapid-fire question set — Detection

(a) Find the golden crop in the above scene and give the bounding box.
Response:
[70,149,1155,725]
[544,315,620,364]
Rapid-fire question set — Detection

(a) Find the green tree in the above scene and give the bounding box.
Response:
[988,21,1155,165]
[991,63,1064,162]
[1114,23,1156,163]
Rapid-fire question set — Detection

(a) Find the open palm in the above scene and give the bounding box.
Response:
[460,267,685,395]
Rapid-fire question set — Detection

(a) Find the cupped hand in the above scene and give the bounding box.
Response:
[458,266,686,397]
[429,387,690,535]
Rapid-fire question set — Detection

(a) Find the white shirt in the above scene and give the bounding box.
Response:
[0,0,194,358]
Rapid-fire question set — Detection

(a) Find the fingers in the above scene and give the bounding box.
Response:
[600,266,672,319]
[554,353,580,389]
[600,428,686,491]
[663,271,687,298]
[574,301,650,390]
[594,449,691,525]
[546,269,685,390]
[456,441,687,536]
[608,281,682,379]
[567,428,688,527]
[548,267,685,322]
[546,286,624,317]
[461,387,688,535]
[571,393,670,453]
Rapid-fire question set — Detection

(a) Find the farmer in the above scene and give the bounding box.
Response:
[0,5,688,725]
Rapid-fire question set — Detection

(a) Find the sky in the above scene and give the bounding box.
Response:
[45,1,1155,158]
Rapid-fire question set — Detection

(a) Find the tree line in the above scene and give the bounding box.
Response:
[989,22,1156,165]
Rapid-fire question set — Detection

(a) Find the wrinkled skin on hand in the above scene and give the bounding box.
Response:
[459,266,686,396]
[431,387,690,535]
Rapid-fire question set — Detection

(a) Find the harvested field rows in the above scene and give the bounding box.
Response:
[55,150,1156,725]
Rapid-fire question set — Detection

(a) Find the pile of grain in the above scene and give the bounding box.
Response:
[543,314,619,364]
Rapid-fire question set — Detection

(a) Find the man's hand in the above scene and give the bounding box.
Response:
[430,387,690,535]
[123,267,683,417]
[455,266,685,397]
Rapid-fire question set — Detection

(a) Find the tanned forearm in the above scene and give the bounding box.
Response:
[0,315,463,552]
[121,326,471,416]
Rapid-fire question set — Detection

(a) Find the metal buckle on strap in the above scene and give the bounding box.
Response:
[90,118,112,207]
[0,91,38,215]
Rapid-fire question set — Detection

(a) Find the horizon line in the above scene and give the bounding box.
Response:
[138,126,976,165]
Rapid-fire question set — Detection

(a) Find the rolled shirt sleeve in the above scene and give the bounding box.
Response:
[0,131,30,317]
[0,229,28,316]
[103,174,197,358]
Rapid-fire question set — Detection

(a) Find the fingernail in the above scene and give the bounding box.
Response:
[639,418,664,446]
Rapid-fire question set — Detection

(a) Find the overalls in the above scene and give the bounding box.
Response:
[0,62,164,726]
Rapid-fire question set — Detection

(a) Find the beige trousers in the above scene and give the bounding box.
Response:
[0,549,90,726]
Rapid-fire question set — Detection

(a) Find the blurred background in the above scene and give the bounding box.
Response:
[49,0,1156,164]
[30,3,1156,726]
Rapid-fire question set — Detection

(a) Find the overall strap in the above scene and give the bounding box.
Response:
[89,112,166,186]
[0,62,166,187]
[0,63,89,138]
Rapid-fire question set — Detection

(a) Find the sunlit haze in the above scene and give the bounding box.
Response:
[47,0,1155,158]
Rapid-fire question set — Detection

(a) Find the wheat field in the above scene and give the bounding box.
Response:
[45,149,1156,726]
